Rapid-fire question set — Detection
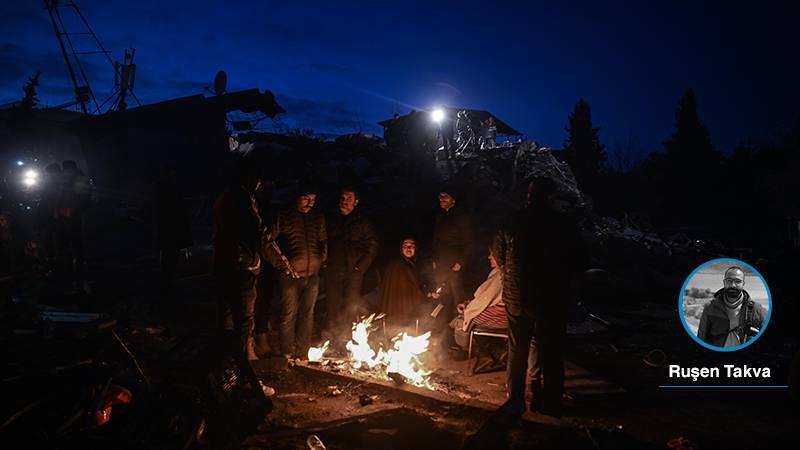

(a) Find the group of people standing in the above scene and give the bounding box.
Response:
[212,162,379,360]
[212,160,586,418]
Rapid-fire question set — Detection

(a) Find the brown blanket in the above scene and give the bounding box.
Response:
[380,257,424,325]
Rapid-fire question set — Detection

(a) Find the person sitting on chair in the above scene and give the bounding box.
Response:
[450,248,506,350]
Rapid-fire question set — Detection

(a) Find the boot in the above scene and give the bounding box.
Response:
[245,337,259,361]
[254,332,271,357]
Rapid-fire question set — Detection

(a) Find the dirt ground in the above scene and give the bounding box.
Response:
[92,251,798,450]
[11,190,794,450]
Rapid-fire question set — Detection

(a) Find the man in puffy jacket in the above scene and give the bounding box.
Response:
[213,161,264,360]
[266,184,327,359]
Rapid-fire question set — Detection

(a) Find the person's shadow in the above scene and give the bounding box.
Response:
[462,412,515,449]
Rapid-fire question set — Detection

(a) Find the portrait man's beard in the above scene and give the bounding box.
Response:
[725,287,742,299]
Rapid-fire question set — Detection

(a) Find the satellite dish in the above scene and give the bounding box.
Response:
[213,70,227,96]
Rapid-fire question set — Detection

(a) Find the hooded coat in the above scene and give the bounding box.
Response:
[696,289,767,347]
[379,256,425,325]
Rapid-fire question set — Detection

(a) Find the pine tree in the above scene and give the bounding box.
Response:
[21,71,41,110]
[661,88,721,227]
[663,88,713,160]
[562,98,606,192]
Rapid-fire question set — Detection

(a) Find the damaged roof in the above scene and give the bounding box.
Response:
[121,88,286,118]
[378,107,522,136]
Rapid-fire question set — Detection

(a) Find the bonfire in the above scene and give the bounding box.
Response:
[307,314,433,388]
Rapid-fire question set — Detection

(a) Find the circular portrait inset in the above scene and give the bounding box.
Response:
[679,258,772,352]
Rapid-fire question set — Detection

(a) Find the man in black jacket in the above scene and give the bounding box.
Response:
[432,187,472,322]
[266,184,327,359]
[493,177,586,418]
[325,187,378,345]
[696,266,767,348]
[212,162,264,360]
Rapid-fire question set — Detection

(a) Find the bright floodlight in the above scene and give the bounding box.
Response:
[431,108,445,123]
[22,177,37,187]
[24,169,38,179]
[16,160,24,166]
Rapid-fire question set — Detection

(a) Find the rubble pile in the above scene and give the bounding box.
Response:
[511,142,590,212]
[589,215,672,256]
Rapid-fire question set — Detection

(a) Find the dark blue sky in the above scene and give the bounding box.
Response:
[2,1,798,164]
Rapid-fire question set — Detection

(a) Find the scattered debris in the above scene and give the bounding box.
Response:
[358,394,378,406]
[667,436,696,450]
[326,385,343,396]
[259,380,276,397]
[306,433,327,449]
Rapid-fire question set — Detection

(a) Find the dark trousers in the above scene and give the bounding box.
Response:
[278,274,320,356]
[325,269,364,333]
[506,304,566,414]
[506,306,535,406]
[434,266,466,311]
[528,316,566,413]
[216,268,257,347]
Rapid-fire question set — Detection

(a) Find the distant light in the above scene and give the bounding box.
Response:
[16,160,24,166]
[431,108,445,123]
[22,169,39,187]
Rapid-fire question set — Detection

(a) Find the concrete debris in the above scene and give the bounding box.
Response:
[512,142,589,212]
[326,385,343,396]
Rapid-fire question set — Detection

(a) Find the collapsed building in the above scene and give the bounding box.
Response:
[1,89,284,205]
[379,108,523,159]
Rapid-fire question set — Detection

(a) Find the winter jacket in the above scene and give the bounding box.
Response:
[326,209,378,273]
[492,205,586,316]
[433,206,473,269]
[212,185,263,274]
[266,207,327,277]
[697,289,767,347]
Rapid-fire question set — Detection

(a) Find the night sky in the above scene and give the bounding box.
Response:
[2,1,798,163]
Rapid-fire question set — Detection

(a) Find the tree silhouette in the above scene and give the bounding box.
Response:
[663,88,716,164]
[660,88,721,227]
[562,99,607,194]
[20,71,41,111]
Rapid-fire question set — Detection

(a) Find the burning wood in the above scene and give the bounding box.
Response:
[307,340,330,362]
[306,314,433,388]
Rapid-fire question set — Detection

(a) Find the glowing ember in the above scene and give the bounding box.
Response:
[307,340,330,362]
